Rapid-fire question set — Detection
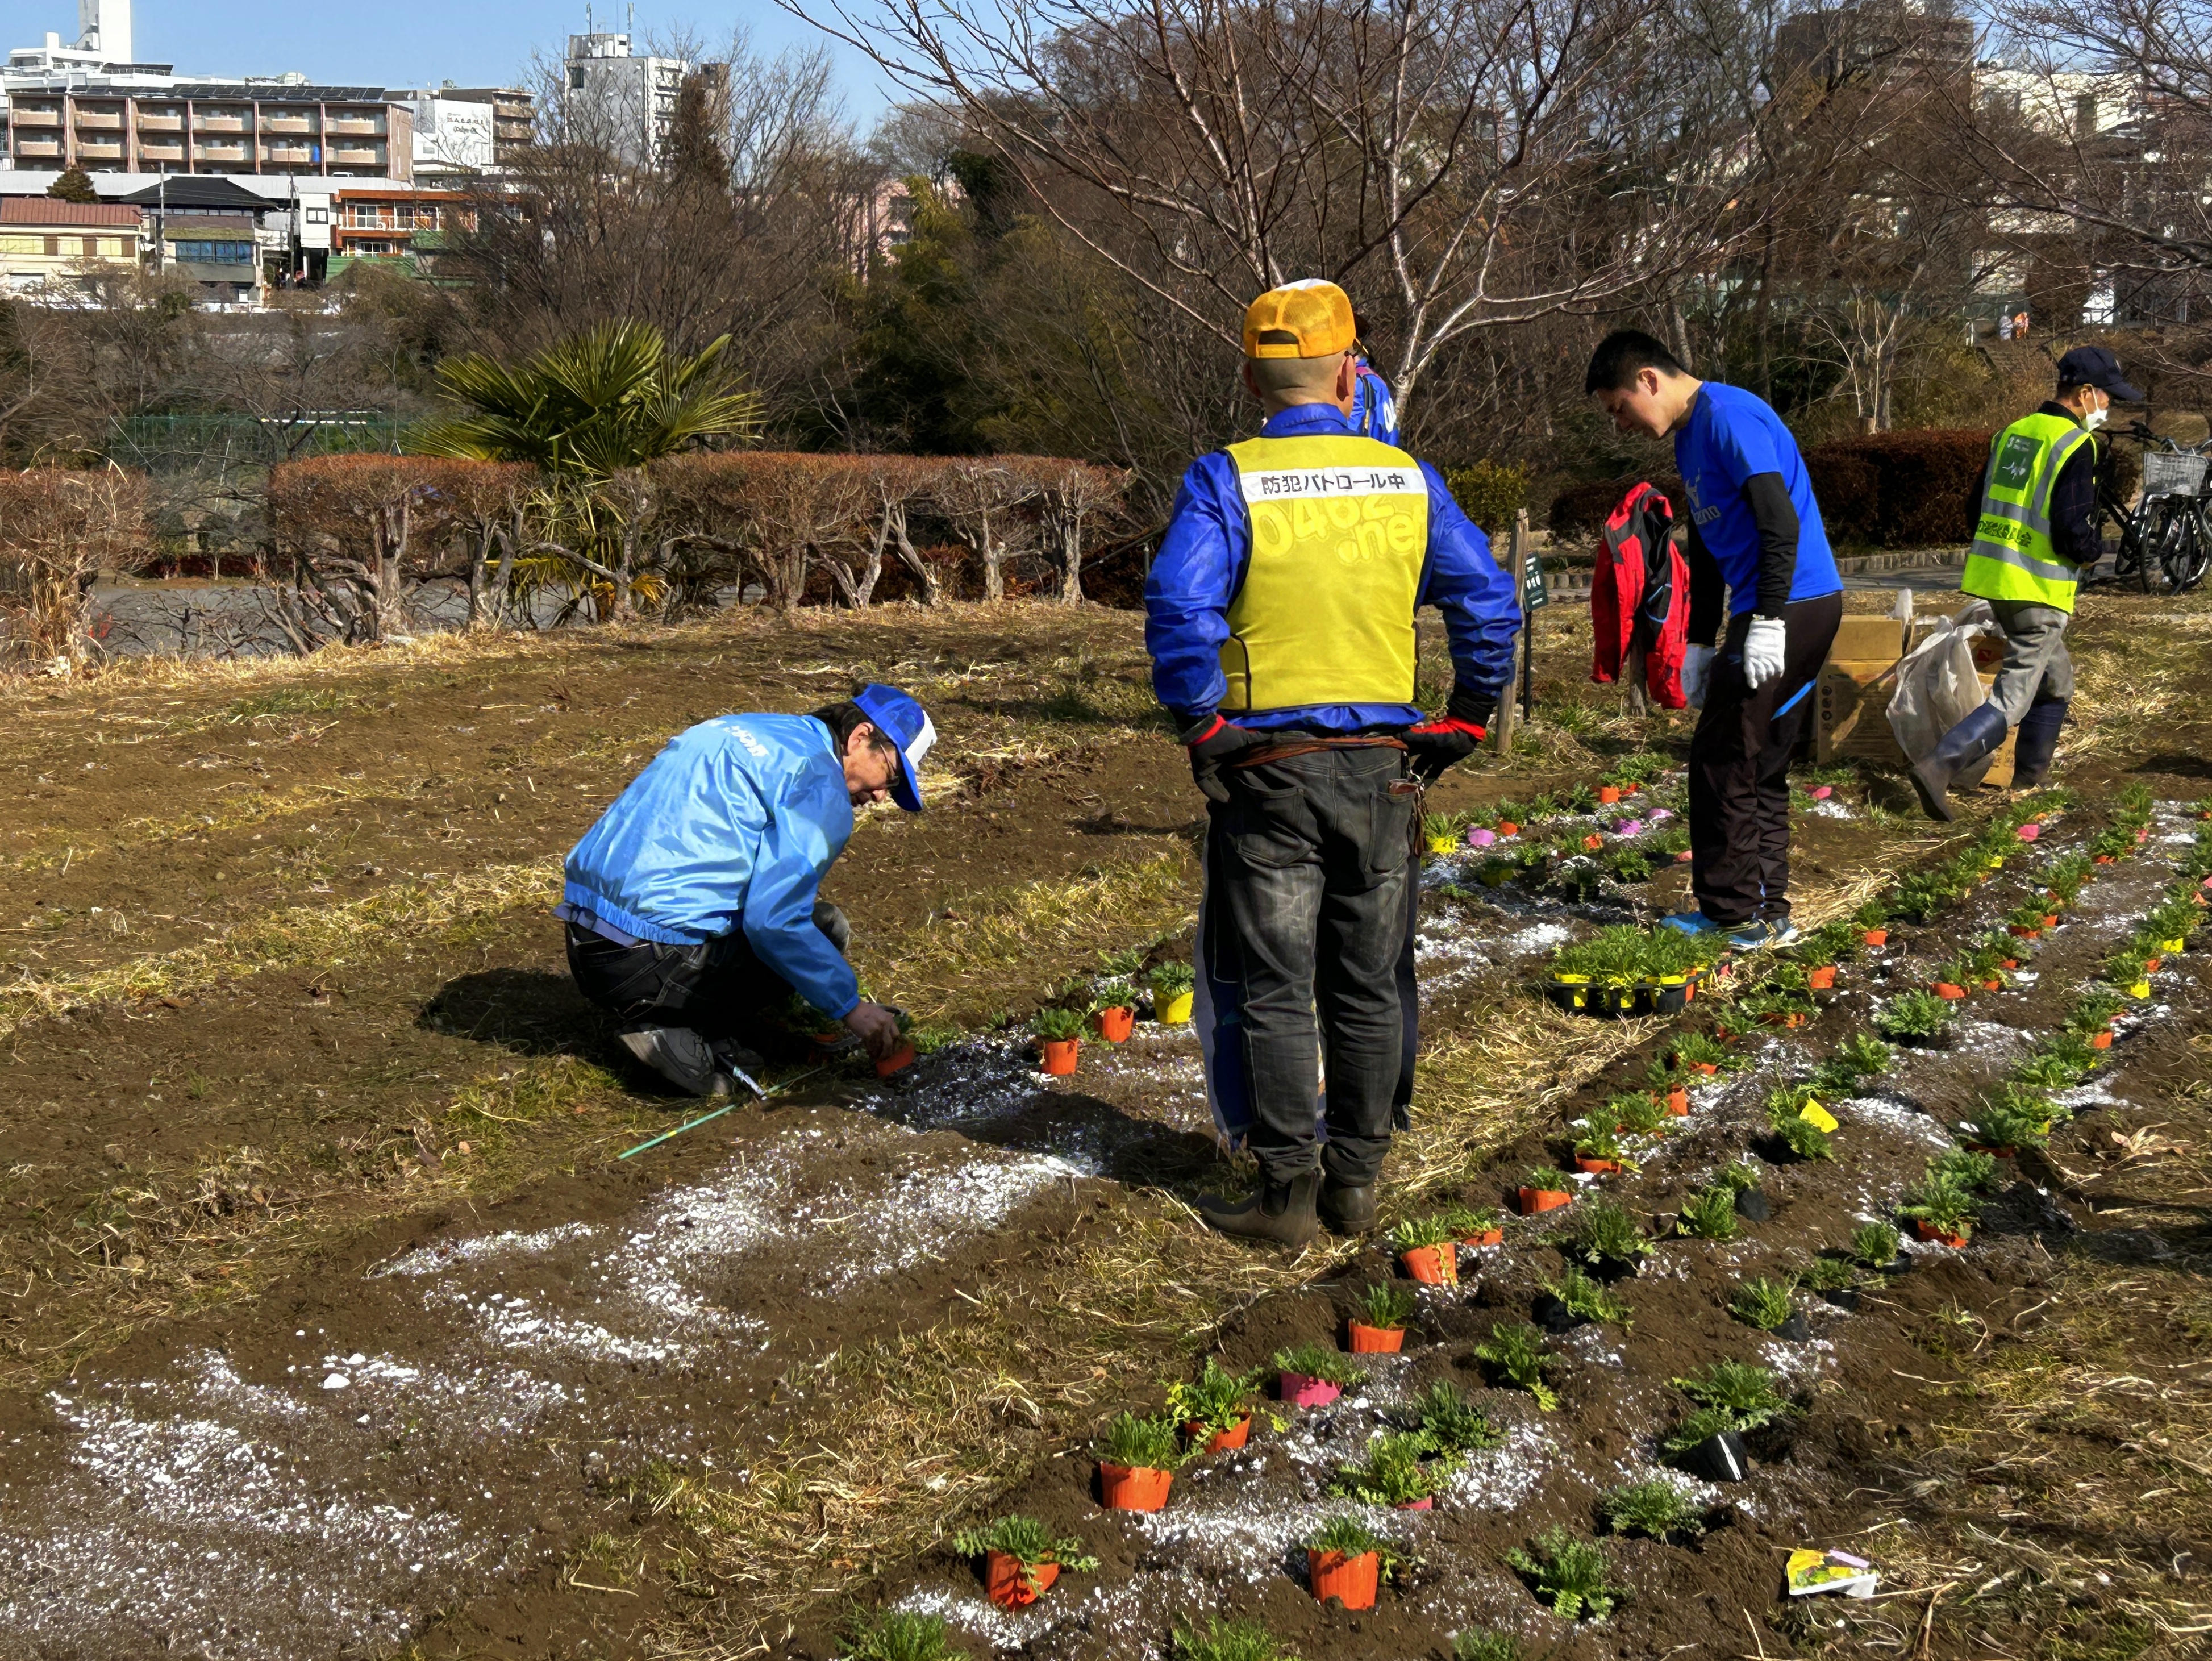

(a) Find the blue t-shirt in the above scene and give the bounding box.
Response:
[1674,382,1840,614]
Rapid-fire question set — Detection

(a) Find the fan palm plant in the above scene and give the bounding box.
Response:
[410,320,761,618]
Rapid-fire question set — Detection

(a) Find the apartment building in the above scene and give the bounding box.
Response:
[561,32,690,164]
[3,78,415,179]
[400,85,532,177]
[328,185,473,278]
[0,194,139,291]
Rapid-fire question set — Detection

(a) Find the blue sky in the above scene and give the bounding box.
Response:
[0,1,894,122]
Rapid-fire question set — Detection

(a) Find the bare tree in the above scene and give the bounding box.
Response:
[797,0,1773,421]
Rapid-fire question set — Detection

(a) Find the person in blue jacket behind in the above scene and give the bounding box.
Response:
[1147,278,1521,1247]
[558,682,934,1098]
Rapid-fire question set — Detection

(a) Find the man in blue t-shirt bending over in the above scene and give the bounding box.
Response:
[1585,330,1843,947]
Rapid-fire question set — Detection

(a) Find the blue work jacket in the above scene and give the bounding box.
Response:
[560,713,860,1018]
[1144,402,1521,732]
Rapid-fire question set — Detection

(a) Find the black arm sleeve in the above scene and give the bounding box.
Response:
[2047,438,2102,568]
[1684,521,1725,647]
[1743,472,1800,617]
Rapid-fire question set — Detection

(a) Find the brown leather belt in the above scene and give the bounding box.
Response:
[1228,734,1408,769]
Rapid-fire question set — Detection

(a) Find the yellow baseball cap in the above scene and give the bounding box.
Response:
[1243,278,1356,359]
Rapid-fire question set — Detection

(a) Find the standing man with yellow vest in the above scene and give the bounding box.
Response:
[1911,346,2142,819]
[1146,279,1521,1247]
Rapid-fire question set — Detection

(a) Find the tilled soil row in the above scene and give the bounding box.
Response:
[782,801,2202,1661]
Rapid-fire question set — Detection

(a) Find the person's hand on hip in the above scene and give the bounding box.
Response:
[1742,617,1787,690]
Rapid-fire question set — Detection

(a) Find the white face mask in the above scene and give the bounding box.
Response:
[2084,404,2109,431]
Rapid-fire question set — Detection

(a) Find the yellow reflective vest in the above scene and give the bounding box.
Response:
[1963,410,2098,614]
[1217,432,1428,712]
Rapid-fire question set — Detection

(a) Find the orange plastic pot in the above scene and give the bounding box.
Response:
[1933,982,1967,1001]
[1575,1155,1621,1175]
[1981,978,2003,992]
[1666,1086,1690,1115]
[2042,914,2060,928]
[1461,1227,1505,1248]
[1913,1219,1971,1248]
[1689,1060,1719,1076]
[1598,785,1622,804]
[1400,1244,1458,1286]
[984,1552,1059,1608]
[2010,926,2040,940]
[1308,1548,1380,1610]
[1096,1005,1135,1043]
[1999,958,2019,971]
[1863,928,1889,947]
[1807,965,1836,990]
[2147,956,2164,973]
[1582,833,1604,850]
[1760,1011,1806,1028]
[1041,1038,1080,1075]
[1347,1321,1406,1354]
[1497,819,1519,836]
[1519,1185,1571,1214]
[1098,1462,1173,1512]
[875,1042,917,1078]
[2096,854,2115,865]
[1624,781,1642,794]
[2090,1029,2114,1050]
[1185,1416,1249,1453]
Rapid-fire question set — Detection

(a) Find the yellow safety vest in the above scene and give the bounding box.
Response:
[1962,410,2097,614]
[1219,431,1428,712]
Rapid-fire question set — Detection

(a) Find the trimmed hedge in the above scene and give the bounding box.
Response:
[1549,475,1682,539]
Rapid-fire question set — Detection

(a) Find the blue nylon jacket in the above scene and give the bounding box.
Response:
[560,713,860,1018]
[1351,360,1400,446]
[1144,402,1521,732]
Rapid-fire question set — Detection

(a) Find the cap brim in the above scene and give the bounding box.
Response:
[2110,377,2146,402]
[892,752,924,813]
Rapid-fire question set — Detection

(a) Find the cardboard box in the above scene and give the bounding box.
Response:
[1830,615,1908,662]
[1813,647,2015,785]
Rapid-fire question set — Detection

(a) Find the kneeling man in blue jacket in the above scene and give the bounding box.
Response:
[557,682,933,1098]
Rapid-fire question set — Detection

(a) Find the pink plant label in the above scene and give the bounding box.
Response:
[1810,785,1833,800]
[1467,827,1497,847]
[1614,819,1644,836]
[2017,823,2040,841]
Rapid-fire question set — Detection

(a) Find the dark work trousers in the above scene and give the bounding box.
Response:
[1197,746,1415,1187]
[565,902,851,1036]
[1689,592,1843,927]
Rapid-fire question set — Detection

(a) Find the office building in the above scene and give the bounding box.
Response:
[562,32,689,164]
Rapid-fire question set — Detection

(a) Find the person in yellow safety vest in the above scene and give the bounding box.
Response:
[1144,278,1521,1248]
[1911,345,2143,819]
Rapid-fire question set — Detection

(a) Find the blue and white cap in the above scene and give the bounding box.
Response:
[852,682,935,813]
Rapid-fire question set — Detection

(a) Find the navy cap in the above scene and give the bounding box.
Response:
[2056,345,2144,402]
[851,683,935,813]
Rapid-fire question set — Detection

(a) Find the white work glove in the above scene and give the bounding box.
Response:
[1742,616,1787,692]
[1682,643,1716,709]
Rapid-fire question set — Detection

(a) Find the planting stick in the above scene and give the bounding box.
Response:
[616,1063,831,1160]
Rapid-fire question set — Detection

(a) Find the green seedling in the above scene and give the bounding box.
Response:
[2018,1033,2094,1086]
[1330,1429,1448,1506]
[1476,1321,1560,1410]
[1389,1214,1460,1252]
[1172,1617,1295,1661]
[1660,1404,1743,1458]
[842,1610,955,1661]
[1854,897,1892,929]
[1356,1283,1418,1331]
[1439,1204,1503,1238]
[2006,903,2051,933]
[1097,1412,1188,1471]
[1729,1276,1798,1331]
[1665,1031,1731,1071]
[1451,1634,1523,1661]
[1765,1082,1823,1122]
[1609,1092,1669,1137]
[1797,1255,1857,1293]
[1409,1381,1505,1454]
[1565,1197,1652,1267]
[1851,1221,1902,1267]
[1526,1165,1574,1194]
[1832,1031,1894,1077]
[1959,1091,2051,1151]
[949,1516,1098,1588]
[1717,1160,1763,1194]
[2067,988,2126,1033]
[1876,991,1956,1042]
[1572,1125,1638,1171]
[1089,975,1136,1012]
[1673,1359,1793,1428]
[1607,850,1653,884]
[1031,1006,1085,1042]
[1305,1515,1403,1572]
[1167,1358,1265,1436]
[1423,810,1464,844]
[1151,961,1196,996]
[1677,1187,1739,1241]
[1543,1262,1635,1330]
[1599,1477,1707,1539]
[1272,1343,1368,1389]
[1505,1526,1623,1621]
[1899,1173,1980,1236]
[1932,1147,2001,1193]
[1774,1114,1835,1162]
[1549,926,1651,985]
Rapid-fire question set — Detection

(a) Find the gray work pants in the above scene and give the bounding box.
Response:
[1984,599,2072,723]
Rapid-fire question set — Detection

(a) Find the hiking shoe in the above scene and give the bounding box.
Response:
[618,1023,731,1098]
[1723,919,1791,951]
[1660,911,1724,937]
[1318,1176,1377,1235]
[1197,1169,1320,1248]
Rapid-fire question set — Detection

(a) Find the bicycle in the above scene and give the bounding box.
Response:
[2099,421,2212,594]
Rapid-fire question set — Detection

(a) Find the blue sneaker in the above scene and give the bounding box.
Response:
[1723,919,1797,950]
[1660,911,1723,936]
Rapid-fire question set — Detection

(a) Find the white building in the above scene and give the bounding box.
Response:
[403,88,498,177]
[562,32,689,164]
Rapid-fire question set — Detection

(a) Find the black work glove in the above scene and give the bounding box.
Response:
[1402,687,1496,782]
[1181,714,1260,802]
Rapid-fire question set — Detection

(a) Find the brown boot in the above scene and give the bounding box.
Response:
[1197,1169,1319,1247]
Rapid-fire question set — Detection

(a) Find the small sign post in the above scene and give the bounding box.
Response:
[1517,510,1544,724]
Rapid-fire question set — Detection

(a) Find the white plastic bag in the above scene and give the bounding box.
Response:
[1889,601,1997,781]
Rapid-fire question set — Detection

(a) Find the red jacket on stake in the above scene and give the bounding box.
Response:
[1590,482,1689,710]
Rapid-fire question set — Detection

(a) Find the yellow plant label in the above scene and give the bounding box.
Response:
[1799,1102,1839,1133]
